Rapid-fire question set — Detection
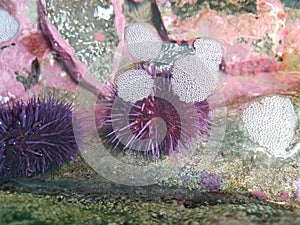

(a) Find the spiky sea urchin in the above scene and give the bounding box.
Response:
[0,95,79,179]
[97,63,211,158]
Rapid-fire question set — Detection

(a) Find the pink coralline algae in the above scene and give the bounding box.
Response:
[282,23,300,54]
[0,0,99,104]
[223,57,282,76]
[155,0,300,101]
[0,1,59,102]
[37,0,103,96]
[19,31,49,59]
[275,192,290,201]
[251,190,268,201]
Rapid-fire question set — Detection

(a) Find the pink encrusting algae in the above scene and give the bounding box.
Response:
[0,0,74,102]
[1,0,299,105]
[223,57,283,76]
[0,0,104,104]
[251,190,269,201]
[154,0,300,101]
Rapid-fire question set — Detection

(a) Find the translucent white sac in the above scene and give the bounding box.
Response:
[193,38,223,72]
[172,54,222,103]
[0,9,19,44]
[242,95,298,158]
[116,69,154,103]
[125,23,162,61]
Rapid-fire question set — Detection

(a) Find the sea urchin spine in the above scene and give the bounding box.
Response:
[97,63,211,157]
[0,95,79,179]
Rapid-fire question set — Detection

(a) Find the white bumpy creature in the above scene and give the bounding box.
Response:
[242,95,299,159]
[118,22,223,104]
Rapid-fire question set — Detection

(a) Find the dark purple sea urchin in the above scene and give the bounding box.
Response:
[0,95,79,179]
[97,63,211,158]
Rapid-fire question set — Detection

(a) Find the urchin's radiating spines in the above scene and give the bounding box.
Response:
[125,23,162,61]
[0,8,19,44]
[97,64,211,157]
[115,69,154,103]
[172,54,222,103]
[0,95,79,179]
[242,95,297,158]
[97,23,225,158]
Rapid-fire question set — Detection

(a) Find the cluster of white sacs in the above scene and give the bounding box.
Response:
[242,95,299,159]
[118,23,300,159]
[119,22,223,104]
[171,40,223,103]
[0,8,19,44]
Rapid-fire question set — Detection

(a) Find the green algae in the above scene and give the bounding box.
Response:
[0,191,102,225]
[1,190,300,225]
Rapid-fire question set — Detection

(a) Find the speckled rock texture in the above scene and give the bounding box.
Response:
[1,0,300,224]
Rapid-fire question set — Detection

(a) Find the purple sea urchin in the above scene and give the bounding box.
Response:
[97,63,211,157]
[72,23,226,185]
[0,95,78,179]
